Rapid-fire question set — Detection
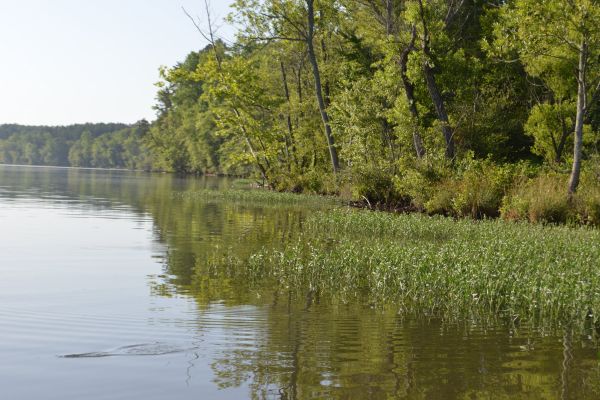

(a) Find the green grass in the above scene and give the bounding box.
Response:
[173,188,341,207]
[213,207,600,327]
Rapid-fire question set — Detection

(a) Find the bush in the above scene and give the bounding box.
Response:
[394,154,454,211]
[501,174,573,224]
[296,170,325,194]
[574,172,600,225]
[352,166,406,206]
[399,157,528,218]
[451,160,523,218]
[424,179,456,215]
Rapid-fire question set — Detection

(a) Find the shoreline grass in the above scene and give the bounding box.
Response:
[208,206,600,328]
[173,188,342,208]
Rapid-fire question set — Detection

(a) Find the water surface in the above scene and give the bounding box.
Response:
[1,165,599,399]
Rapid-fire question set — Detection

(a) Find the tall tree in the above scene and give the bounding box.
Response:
[232,0,341,173]
[493,0,600,194]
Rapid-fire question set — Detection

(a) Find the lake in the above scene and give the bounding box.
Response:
[1,164,599,399]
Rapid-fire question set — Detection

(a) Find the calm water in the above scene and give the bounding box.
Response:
[1,165,600,399]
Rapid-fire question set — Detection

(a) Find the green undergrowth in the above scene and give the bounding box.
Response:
[210,208,600,328]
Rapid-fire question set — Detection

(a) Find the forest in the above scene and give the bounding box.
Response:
[148,0,600,224]
[0,122,152,169]
[3,0,600,224]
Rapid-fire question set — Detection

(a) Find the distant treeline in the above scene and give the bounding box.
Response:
[0,122,152,170]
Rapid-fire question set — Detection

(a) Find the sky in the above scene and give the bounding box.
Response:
[0,0,235,126]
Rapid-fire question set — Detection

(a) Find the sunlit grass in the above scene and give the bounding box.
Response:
[210,206,600,327]
[175,188,341,207]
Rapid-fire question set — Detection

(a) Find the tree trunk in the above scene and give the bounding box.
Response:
[280,61,297,167]
[321,39,331,108]
[306,0,340,173]
[233,107,269,184]
[385,0,394,36]
[423,57,455,161]
[568,41,587,196]
[418,0,455,160]
[400,25,425,158]
[555,116,571,164]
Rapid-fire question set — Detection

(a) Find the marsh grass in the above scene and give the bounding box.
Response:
[209,207,600,327]
[174,188,340,207]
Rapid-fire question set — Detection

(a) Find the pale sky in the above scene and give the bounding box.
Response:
[0,0,235,125]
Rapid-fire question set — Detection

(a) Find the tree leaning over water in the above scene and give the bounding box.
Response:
[231,0,341,174]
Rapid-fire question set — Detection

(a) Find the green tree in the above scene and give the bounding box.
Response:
[232,0,341,174]
[492,0,600,194]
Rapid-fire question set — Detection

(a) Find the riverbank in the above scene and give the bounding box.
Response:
[269,158,600,228]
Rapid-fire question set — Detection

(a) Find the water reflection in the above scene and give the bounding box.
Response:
[2,165,600,399]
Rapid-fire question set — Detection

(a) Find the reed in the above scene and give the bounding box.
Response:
[175,188,340,207]
[214,207,600,326]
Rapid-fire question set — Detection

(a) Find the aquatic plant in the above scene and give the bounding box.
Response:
[174,188,340,207]
[210,208,600,327]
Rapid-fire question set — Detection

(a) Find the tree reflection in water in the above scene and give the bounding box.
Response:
[3,165,600,400]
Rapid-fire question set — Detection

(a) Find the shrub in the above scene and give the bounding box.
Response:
[352,166,406,206]
[501,174,573,224]
[401,158,529,218]
[271,173,303,193]
[394,154,454,211]
[296,170,325,194]
[452,160,522,218]
[574,171,600,225]
[424,179,456,215]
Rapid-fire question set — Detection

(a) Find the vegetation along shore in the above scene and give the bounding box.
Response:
[2,0,600,325]
[174,188,600,329]
[2,1,600,226]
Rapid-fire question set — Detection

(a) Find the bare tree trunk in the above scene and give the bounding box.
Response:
[295,63,303,105]
[321,39,331,108]
[424,66,455,159]
[555,116,572,163]
[306,0,340,173]
[568,41,588,196]
[280,61,297,168]
[293,63,310,170]
[418,0,455,160]
[292,62,303,129]
[234,108,269,183]
[385,0,394,36]
[400,25,425,158]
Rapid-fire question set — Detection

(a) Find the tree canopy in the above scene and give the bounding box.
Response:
[4,0,600,209]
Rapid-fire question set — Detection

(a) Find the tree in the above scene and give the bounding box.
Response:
[68,131,93,167]
[232,0,341,174]
[493,0,600,194]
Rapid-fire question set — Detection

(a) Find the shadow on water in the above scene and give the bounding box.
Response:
[3,165,600,399]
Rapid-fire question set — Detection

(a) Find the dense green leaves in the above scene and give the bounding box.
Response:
[0,122,150,169]
[3,0,600,201]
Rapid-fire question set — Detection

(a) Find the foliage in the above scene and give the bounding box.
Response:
[498,171,600,226]
[5,0,600,217]
[0,122,150,169]
[351,165,406,206]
